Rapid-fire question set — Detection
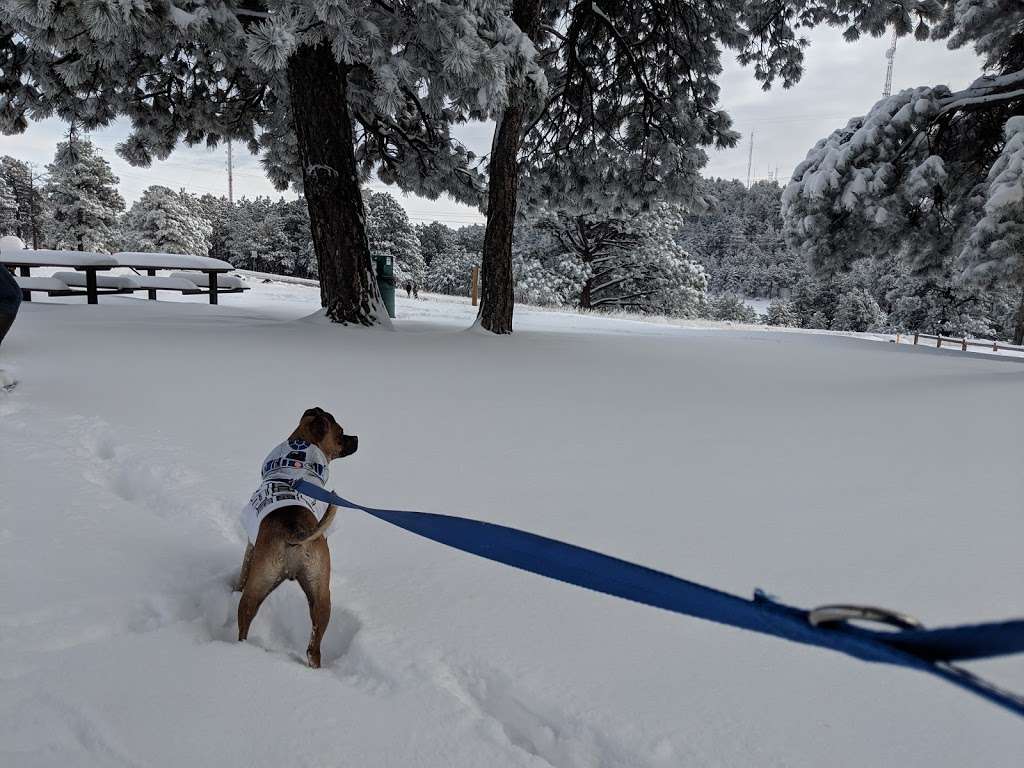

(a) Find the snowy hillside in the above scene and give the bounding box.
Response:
[1,281,1022,767]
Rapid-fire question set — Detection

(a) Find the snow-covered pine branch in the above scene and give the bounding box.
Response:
[780,0,1024,341]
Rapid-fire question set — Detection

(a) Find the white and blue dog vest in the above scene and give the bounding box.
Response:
[241,439,331,542]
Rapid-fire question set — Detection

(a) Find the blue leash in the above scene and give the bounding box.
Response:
[291,479,1024,718]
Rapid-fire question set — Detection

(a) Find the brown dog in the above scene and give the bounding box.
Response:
[236,407,358,668]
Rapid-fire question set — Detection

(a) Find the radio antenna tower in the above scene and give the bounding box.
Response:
[746,131,755,188]
[226,139,235,204]
[882,30,898,97]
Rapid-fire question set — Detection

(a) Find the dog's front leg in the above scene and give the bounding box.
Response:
[235,542,254,592]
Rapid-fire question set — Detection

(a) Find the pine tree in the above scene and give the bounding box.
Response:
[958,117,1024,343]
[524,204,707,316]
[476,0,924,333]
[0,157,45,247]
[364,191,425,285]
[831,289,886,332]
[425,246,479,295]
[678,179,804,299]
[44,135,124,252]
[707,295,758,323]
[195,194,233,262]
[121,186,212,256]
[0,175,17,236]
[766,300,800,327]
[0,1,539,325]
[416,222,459,267]
[781,3,1024,341]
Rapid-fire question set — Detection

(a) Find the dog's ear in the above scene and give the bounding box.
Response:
[301,408,329,443]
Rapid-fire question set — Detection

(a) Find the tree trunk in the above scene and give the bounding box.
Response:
[477,0,544,334]
[287,43,382,325]
[580,278,593,310]
[1014,288,1024,346]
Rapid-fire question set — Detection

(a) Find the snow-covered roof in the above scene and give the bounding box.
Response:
[0,249,118,267]
[114,252,234,270]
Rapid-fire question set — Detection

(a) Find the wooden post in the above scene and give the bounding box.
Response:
[993,341,999,352]
[85,267,98,305]
[895,333,900,344]
[913,332,919,345]
[936,335,942,348]
[147,268,157,301]
[18,265,31,302]
[471,266,479,307]
[961,338,967,351]
[208,271,219,305]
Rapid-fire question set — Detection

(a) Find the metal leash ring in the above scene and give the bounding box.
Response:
[808,604,924,631]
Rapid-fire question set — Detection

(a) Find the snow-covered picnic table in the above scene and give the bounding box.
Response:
[1,249,119,304]
[0,249,245,304]
[114,252,240,304]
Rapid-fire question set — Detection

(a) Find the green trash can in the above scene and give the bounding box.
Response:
[376,253,396,318]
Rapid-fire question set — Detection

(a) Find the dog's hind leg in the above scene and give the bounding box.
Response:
[234,542,254,592]
[297,544,332,669]
[237,566,282,642]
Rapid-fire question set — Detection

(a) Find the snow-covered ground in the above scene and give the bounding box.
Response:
[2,278,1022,767]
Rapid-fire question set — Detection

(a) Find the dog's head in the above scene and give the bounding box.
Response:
[293,407,358,461]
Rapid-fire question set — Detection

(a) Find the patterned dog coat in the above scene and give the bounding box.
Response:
[241,439,331,542]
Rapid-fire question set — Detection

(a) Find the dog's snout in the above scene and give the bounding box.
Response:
[344,435,358,456]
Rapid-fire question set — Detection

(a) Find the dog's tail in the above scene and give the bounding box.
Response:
[287,505,338,546]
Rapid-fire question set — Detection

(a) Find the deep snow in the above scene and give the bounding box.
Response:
[1,278,1022,767]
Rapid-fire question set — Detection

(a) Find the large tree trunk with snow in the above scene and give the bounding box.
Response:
[287,44,381,326]
[1014,289,1024,346]
[476,0,543,335]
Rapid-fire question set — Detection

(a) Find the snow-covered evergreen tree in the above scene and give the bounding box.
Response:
[707,295,758,323]
[44,136,124,252]
[195,194,233,262]
[364,191,424,286]
[425,246,479,296]
[0,0,540,325]
[958,116,1024,338]
[121,186,211,256]
[679,179,804,299]
[416,222,459,268]
[781,2,1024,341]
[831,288,886,332]
[526,205,707,317]
[0,156,45,247]
[0,175,17,236]
[766,300,800,327]
[477,0,929,332]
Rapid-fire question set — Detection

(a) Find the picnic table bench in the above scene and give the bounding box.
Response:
[0,249,246,305]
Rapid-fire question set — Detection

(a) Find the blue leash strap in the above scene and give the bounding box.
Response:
[291,479,1024,718]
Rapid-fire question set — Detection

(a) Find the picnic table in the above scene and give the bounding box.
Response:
[0,249,118,304]
[0,249,244,305]
[114,252,238,304]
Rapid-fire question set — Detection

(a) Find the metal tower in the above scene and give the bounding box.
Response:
[746,131,754,188]
[227,139,234,204]
[882,31,898,97]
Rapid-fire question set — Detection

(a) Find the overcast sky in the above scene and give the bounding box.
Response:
[0,26,980,227]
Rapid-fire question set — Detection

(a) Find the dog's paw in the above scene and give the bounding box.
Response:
[306,648,321,669]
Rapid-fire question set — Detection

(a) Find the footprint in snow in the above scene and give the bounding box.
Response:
[431,661,683,768]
